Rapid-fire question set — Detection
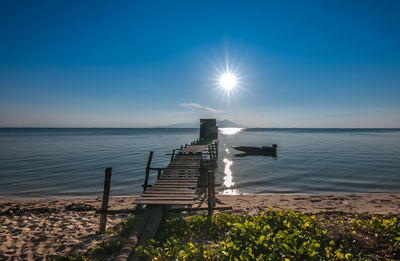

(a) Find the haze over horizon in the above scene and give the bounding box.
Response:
[1,1,400,128]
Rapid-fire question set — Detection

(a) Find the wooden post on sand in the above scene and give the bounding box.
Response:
[99,167,112,233]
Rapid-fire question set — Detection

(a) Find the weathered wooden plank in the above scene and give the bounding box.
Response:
[164,168,199,171]
[142,192,194,197]
[146,187,195,191]
[160,178,198,181]
[155,180,197,184]
[164,170,199,173]
[173,156,201,159]
[152,184,197,188]
[144,190,194,194]
[180,145,208,153]
[140,195,194,199]
[171,164,201,166]
[166,164,200,166]
[174,155,202,158]
[164,172,199,174]
[170,159,201,162]
[166,166,200,169]
[134,200,194,205]
[163,170,199,174]
[145,189,196,194]
[161,176,199,179]
[168,164,200,166]
[172,158,201,161]
[159,179,198,182]
[171,157,201,163]
[161,173,198,175]
[137,196,193,200]
[159,176,198,181]
[163,173,199,176]
[155,179,197,182]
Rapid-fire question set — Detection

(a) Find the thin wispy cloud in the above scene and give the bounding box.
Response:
[180,103,222,114]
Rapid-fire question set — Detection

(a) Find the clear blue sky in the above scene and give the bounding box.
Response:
[1,0,399,127]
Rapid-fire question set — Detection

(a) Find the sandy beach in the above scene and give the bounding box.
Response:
[1,194,399,260]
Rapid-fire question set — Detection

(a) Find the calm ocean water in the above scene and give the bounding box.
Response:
[0,128,400,199]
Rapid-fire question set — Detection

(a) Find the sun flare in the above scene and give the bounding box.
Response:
[219,72,237,91]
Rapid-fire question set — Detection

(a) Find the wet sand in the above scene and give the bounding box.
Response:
[1,194,399,260]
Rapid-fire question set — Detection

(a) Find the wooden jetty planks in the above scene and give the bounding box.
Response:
[153,183,197,187]
[135,143,210,205]
[134,199,194,205]
[180,145,208,153]
[155,179,198,184]
[142,191,195,196]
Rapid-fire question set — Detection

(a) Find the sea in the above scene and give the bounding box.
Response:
[0,128,400,199]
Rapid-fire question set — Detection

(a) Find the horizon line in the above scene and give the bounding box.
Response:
[1,126,400,129]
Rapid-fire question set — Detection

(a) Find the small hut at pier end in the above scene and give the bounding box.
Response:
[200,119,218,141]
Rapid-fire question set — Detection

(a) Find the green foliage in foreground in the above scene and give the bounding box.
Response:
[48,210,400,260]
[136,210,351,260]
[352,216,400,248]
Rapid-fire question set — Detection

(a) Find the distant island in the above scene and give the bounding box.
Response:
[165,119,243,128]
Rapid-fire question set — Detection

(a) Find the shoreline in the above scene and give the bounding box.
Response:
[1,191,398,200]
[1,193,399,215]
[1,194,399,259]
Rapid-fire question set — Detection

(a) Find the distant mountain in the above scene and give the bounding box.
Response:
[217,119,243,128]
[165,119,243,128]
[166,122,198,128]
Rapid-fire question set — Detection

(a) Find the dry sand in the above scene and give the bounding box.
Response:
[216,193,400,216]
[1,194,399,260]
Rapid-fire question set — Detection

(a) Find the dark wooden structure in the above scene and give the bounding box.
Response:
[134,143,216,206]
[113,119,219,260]
[200,118,218,141]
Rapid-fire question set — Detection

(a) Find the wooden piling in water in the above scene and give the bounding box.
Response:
[170,149,175,162]
[143,151,153,192]
[99,167,112,233]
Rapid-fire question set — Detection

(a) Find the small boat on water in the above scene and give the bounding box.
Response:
[232,144,278,153]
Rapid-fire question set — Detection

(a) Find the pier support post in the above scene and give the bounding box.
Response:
[143,151,153,192]
[170,149,175,162]
[99,167,112,233]
[216,142,218,159]
[207,170,213,220]
[211,170,216,206]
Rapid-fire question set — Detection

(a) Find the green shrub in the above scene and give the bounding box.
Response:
[135,210,353,260]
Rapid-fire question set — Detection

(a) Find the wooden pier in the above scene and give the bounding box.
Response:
[102,119,224,260]
[134,143,215,206]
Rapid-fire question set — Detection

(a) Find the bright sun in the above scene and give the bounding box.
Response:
[219,72,237,90]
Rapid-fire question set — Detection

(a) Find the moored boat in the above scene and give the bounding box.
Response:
[232,144,278,153]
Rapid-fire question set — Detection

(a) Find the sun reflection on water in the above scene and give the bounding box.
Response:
[223,158,234,187]
[219,128,241,195]
[219,128,243,136]
[222,156,239,195]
